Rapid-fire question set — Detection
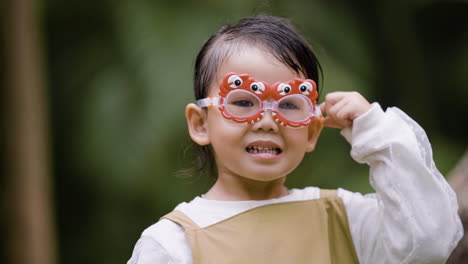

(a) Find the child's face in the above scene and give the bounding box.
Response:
[200,45,322,181]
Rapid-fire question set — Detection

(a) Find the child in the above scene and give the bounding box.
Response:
[128,15,462,263]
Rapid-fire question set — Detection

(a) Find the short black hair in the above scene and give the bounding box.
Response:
[189,14,323,178]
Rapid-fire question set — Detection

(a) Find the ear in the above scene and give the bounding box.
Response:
[305,117,324,152]
[185,103,210,146]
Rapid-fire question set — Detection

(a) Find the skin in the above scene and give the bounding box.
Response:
[186,44,371,201]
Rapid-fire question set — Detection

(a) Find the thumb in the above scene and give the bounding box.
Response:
[319,102,326,115]
[322,116,342,129]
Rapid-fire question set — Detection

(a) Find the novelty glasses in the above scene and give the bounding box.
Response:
[197,73,322,128]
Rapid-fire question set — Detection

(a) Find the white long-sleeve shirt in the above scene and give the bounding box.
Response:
[128,103,463,264]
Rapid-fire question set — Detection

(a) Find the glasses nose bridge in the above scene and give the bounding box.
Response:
[257,100,278,124]
[262,100,276,112]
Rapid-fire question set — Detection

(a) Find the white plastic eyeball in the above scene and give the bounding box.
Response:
[228,75,243,88]
[250,82,265,94]
[299,82,313,95]
[278,83,292,96]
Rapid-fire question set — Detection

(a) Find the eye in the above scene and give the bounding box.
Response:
[250,82,265,94]
[299,81,313,95]
[228,75,243,88]
[278,83,292,96]
[232,100,254,107]
[279,102,299,110]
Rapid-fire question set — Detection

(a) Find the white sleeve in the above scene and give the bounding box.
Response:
[127,219,193,264]
[127,236,172,264]
[339,103,463,264]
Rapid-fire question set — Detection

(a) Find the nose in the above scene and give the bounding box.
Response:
[251,110,279,132]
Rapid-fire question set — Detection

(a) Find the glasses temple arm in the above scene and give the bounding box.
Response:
[196,96,221,108]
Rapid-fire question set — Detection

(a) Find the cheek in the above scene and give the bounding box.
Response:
[207,111,247,146]
[284,129,309,151]
[285,130,309,169]
[286,127,307,145]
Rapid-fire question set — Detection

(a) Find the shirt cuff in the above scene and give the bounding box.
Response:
[340,102,384,144]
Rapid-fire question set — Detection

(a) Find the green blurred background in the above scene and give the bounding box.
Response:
[2,0,467,263]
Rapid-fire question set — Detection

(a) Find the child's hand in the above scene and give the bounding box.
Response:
[319,92,372,129]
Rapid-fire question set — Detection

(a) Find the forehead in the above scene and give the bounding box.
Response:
[209,44,303,96]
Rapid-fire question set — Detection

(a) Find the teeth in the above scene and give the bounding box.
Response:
[272,112,277,116]
[246,146,280,155]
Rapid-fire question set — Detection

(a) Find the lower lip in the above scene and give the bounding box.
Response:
[246,151,282,160]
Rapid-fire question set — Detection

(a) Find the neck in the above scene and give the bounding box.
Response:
[203,172,289,201]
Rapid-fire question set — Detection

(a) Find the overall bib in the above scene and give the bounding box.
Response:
[163,189,359,264]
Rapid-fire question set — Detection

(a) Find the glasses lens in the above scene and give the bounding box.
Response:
[225,90,262,118]
[277,95,312,122]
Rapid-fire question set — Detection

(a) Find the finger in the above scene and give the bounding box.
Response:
[323,117,351,129]
[326,116,351,128]
[319,102,326,114]
[322,117,343,129]
[327,98,349,119]
[324,92,349,106]
[336,102,354,122]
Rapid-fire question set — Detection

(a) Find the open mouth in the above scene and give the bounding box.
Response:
[246,146,282,155]
[245,141,282,155]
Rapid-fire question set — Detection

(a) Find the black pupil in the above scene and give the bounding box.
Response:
[234,80,241,86]
[300,85,307,92]
[279,102,298,110]
[234,100,253,107]
[252,84,258,91]
[284,86,291,93]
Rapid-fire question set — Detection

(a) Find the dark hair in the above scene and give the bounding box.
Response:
[189,14,323,178]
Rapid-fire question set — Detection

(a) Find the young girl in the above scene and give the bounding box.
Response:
[128,15,462,263]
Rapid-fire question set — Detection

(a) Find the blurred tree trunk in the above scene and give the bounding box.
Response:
[447,150,468,264]
[3,0,57,264]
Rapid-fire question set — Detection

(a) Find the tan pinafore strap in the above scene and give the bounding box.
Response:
[163,189,358,264]
[162,210,200,230]
[320,188,337,198]
[162,189,337,229]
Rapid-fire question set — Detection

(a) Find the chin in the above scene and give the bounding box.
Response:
[242,170,288,182]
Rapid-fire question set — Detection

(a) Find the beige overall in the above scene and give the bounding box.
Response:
[163,189,359,264]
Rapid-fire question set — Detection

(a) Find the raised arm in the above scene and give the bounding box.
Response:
[321,92,463,263]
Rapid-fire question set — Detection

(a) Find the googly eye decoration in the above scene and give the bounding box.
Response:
[278,83,292,96]
[218,73,319,126]
[218,73,270,124]
[299,82,313,95]
[250,82,265,94]
[228,74,243,89]
[220,72,270,99]
[270,78,319,127]
[274,78,318,104]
